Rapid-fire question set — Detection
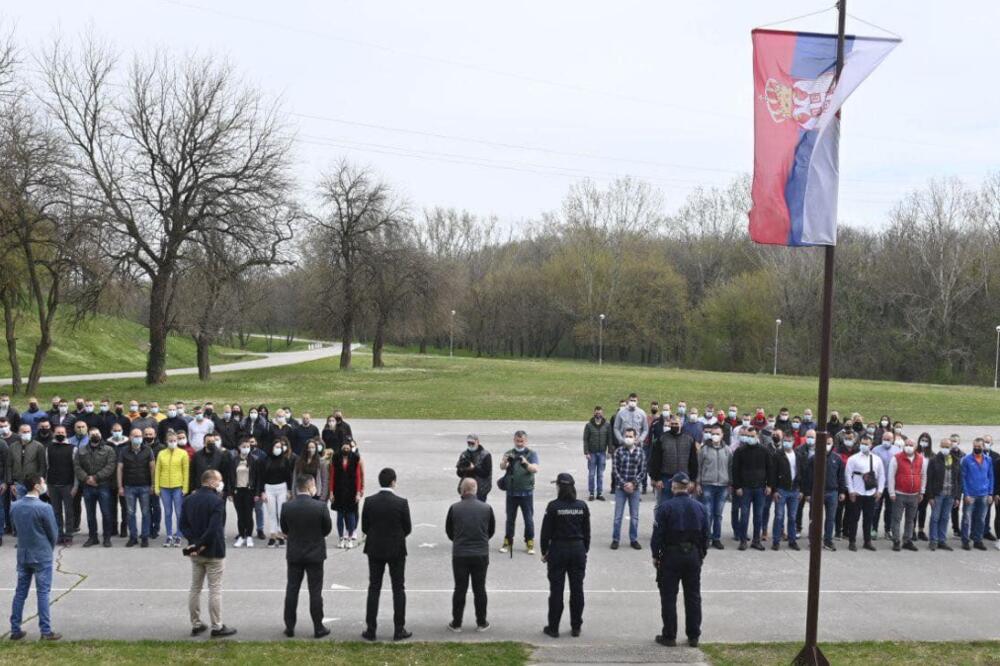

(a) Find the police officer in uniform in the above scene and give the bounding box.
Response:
[540,472,591,638]
[651,472,709,648]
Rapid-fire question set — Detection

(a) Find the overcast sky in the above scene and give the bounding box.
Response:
[8,0,999,230]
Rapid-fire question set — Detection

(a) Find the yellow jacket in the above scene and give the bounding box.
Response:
[155,447,190,494]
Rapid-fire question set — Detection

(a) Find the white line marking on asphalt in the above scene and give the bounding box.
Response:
[321,617,340,624]
[329,583,351,590]
[418,542,437,548]
[413,523,437,528]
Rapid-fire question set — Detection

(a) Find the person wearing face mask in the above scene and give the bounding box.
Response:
[108,426,131,537]
[117,428,156,547]
[130,403,157,434]
[225,437,259,548]
[727,414,752,541]
[772,408,792,437]
[329,441,365,548]
[293,439,328,502]
[94,400,118,440]
[767,432,807,551]
[681,409,704,444]
[190,435,227,500]
[73,429,117,548]
[613,394,649,458]
[154,431,190,548]
[10,425,47,504]
[8,474,61,641]
[19,396,45,434]
[271,410,296,453]
[142,427,164,540]
[292,413,320,457]
[214,405,240,451]
[649,416,698,508]
[949,434,964,538]
[583,407,613,502]
[66,423,90,533]
[611,427,647,550]
[242,408,273,449]
[696,425,731,550]
[50,400,73,431]
[0,393,21,430]
[987,436,1000,545]
[731,427,772,551]
[959,438,995,551]
[457,435,493,502]
[887,438,927,552]
[800,430,847,551]
[175,401,192,424]
[759,431,784,541]
[498,431,540,555]
[926,438,961,551]
[914,433,934,541]
[44,426,76,546]
[871,433,900,541]
[187,408,215,452]
[873,415,893,445]
[844,435,885,552]
[256,437,295,548]
[157,404,188,443]
[34,419,53,448]
[180,470,236,638]
[540,473,590,640]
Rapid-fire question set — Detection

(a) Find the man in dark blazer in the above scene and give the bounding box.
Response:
[361,467,413,641]
[280,473,333,638]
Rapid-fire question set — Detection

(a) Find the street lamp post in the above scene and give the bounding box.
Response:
[773,318,782,376]
[450,310,456,358]
[994,325,1000,389]
[598,314,606,365]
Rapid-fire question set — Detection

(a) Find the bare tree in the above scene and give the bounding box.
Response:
[42,37,294,384]
[314,160,406,369]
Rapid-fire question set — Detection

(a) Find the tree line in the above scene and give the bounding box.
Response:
[2,30,998,390]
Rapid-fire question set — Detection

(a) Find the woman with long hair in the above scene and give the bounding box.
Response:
[293,438,328,501]
[329,440,364,549]
[255,436,295,548]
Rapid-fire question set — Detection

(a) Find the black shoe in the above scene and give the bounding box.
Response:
[788,541,800,551]
[984,532,997,542]
[126,538,138,548]
[103,537,112,548]
[771,542,780,551]
[863,541,876,552]
[917,531,929,541]
[938,542,953,551]
[211,625,237,638]
[257,530,266,540]
[277,538,286,548]
[630,541,642,550]
[823,540,836,551]
[892,541,901,552]
[588,494,594,502]
[40,632,62,641]
[974,541,987,551]
[361,629,376,641]
[191,624,209,636]
[314,627,330,639]
[283,627,294,637]
[83,536,99,548]
[141,538,149,548]
[392,629,412,641]
[750,541,765,551]
[848,541,857,552]
[712,539,724,550]
[610,541,619,550]
[9,630,26,641]
[688,638,700,647]
[596,495,606,501]
[543,626,559,638]
[738,540,748,551]
[903,541,918,552]
[655,635,676,647]
[962,541,971,551]
[953,529,962,537]
[928,542,937,551]
[571,627,581,637]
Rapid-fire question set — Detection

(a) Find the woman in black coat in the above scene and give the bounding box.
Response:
[329,442,365,549]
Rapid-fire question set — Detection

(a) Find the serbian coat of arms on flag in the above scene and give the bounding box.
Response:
[748,29,900,246]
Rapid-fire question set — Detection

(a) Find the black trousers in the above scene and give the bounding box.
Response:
[366,556,406,631]
[284,561,324,632]
[546,542,586,631]
[452,555,489,627]
[845,495,876,543]
[234,488,255,538]
[657,548,702,641]
[72,490,83,531]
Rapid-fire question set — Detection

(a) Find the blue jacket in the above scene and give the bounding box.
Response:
[180,486,227,558]
[681,420,704,444]
[10,495,58,565]
[19,408,48,434]
[961,453,994,497]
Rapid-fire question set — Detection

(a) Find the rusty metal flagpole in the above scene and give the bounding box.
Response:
[793,2,846,665]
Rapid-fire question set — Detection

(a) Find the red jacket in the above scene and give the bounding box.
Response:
[893,452,924,495]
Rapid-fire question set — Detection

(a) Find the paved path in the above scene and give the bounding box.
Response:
[2,420,998,661]
[0,340,357,385]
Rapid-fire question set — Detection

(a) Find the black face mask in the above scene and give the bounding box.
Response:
[54,434,66,443]
[115,408,123,415]
[669,426,681,435]
[143,437,155,444]
[38,428,50,436]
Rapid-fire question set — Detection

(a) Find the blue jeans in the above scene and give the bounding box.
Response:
[962,495,989,543]
[150,492,161,537]
[586,452,606,496]
[336,510,358,537]
[738,487,766,542]
[82,484,112,539]
[823,490,839,542]
[160,487,184,538]
[613,487,641,543]
[11,561,53,635]
[700,485,728,541]
[0,488,5,534]
[762,493,773,532]
[255,500,265,532]
[505,493,534,541]
[929,494,953,544]
[772,488,800,545]
[125,486,151,539]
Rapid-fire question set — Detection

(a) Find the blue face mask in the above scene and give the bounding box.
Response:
[806,437,816,446]
[782,441,793,450]
[859,444,871,455]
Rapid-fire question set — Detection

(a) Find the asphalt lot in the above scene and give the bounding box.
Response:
[2,420,999,650]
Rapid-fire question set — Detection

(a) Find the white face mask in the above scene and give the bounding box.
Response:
[904,445,915,455]
[711,434,722,444]
[624,437,636,447]
[168,410,177,418]
[240,446,250,456]
[38,482,47,495]
[177,439,187,447]
[249,412,258,420]
[167,440,177,449]
[467,444,477,452]
[273,447,283,456]
[215,481,224,494]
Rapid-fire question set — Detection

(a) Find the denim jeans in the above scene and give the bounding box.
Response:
[150,491,162,537]
[586,452,606,496]
[125,486,151,539]
[962,495,989,544]
[613,487,641,543]
[82,484,113,539]
[255,500,265,532]
[700,485,728,541]
[823,490,839,541]
[336,510,358,537]
[761,492,773,532]
[772,488,800,545]
[11,561,54,635]
[929,494,953,544]
[505,493,534,541]
[160,487,184,538]
[0,487,5,535]
[738,487,766,542]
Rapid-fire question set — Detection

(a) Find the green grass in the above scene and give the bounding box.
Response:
[0,313,255,378]
[9,348,1000,424]
[229,336,312,353]
[702,641,1000,665]
[0,640,528,665]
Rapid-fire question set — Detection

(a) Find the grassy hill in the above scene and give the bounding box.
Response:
[12,348,1000,424]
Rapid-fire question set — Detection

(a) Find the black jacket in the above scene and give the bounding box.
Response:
[456,446,492,496]
[768,447,808,492]
[46,440,76,487]
[291,423,320,455]
[119,445,155,487]
[445,496,495,557]
[214,417,241,450]
[190,447,226,494]
[732,443,772,489]
[648,431,698,483]
[180,486,227,559]
[280,494,333,564]
[539,497,591,556]
[801,450,848,495]
[157,416,188,441]
[361,489,412,560]
[926,452,963,498]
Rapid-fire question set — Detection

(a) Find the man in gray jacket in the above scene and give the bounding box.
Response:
[73,436,118,547]
[583,407,613,502]
[697,425,733,550]
[445,478,495,633]
[9,425,47,499]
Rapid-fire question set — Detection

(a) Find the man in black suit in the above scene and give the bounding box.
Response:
[361,467,412,641]
[280,473,333,638]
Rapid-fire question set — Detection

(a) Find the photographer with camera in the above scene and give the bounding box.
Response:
[498,430,539,555]
[456,435,492,501]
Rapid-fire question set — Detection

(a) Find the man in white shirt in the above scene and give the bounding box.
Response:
[187,408,215,452]
[844,435,885,552]
[887,438,927,552]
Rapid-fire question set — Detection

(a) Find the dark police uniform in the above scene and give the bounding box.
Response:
[650,480,709,646]
[540,480,591,636]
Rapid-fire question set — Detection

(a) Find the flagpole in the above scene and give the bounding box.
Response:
[794,2,845,665]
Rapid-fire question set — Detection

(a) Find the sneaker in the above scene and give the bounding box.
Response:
[928,542,937,551]
[257,530,266,540]
[246,537,254,548]
[234,537,245,548]
[267,539,276,548]
[210,625,237,638]
[760,531,769,541]
[162,538,171,548]
[447,622,462,633]
[750,541,765,551]
[192,624,208,636]
[173,536,181,548]
[823,540,836,551]
[277,538,286,548]
[995,541,1000,551]
[499,539,510,554]
[349,537,357,549]
[337,537,346,549]
[40,632,62,641]
[771,542,780,551]
[526,539,535,555]
[476,622,491,632]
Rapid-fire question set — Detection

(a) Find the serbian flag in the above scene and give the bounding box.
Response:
[749,29,899,246]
